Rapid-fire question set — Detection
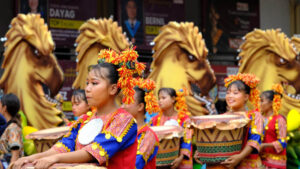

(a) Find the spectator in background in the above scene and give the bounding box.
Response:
[0,94,23,168]
[0,91,7,137]
[0,114,7,137]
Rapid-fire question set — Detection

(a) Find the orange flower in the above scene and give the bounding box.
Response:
[224,73,260,89]
[97,47,146,104]
[271,84,284,95]
[271,84,283,114]
[133,78,160,114]
[175,88,191,118]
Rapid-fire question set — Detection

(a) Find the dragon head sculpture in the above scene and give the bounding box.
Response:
[238,29,300,115]
[72,18,130,89]
[0,14,64,129]
[148,22,216,116]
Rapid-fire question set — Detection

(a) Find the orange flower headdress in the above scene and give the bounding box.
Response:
[134,78,160,114]
[175,88,191,122]
[271,84,283,115]
[224,73,261,110]
[97,47,145,104]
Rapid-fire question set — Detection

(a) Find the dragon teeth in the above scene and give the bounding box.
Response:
[287,93,300,100]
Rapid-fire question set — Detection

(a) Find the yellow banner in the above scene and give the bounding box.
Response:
[49,18,85,29]
[145,25,161,35]
[62,101,72,111]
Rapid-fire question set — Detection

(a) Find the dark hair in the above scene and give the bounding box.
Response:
[134,87,146,113]
[1,93,21,126]
[127,0,136,6]
[261,90,275,101]
[227,80,250,94]
[72,89,87,104]
[215,99,228,114]
[88,63,120,93]
[158,88,177,98]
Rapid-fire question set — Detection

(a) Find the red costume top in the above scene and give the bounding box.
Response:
[52,108,138,169]
[136,125,159,169]
[150,113,192,169]
[261,114,286,169]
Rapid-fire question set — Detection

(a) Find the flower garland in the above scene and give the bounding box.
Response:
[134,78,160,114]
[224,73,261,110]
[271,84,283,115]
[263,84,284,142]
[175,88,191,124]
[97,47,145,104]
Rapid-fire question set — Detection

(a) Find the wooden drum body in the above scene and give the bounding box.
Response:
[191,114,250,164]
[151,125,183,167]
[26,126,69,153]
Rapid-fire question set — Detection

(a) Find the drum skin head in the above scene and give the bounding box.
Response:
[78,119,103,145]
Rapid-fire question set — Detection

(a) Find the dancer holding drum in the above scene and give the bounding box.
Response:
[260,84,286,169]
[193,73,263,169]
[122,78,159,169]
[220,73,264,169]
[150,88,192,169]
[13,48,145,169]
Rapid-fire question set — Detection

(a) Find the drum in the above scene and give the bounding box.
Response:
[150,125,184,167]
[191,113,250,164]
[26,126,70,153]
[22,163,106,169]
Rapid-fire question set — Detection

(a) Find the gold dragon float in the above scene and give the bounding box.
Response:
[72,18,130,89]
[238,29,300,115]
[148,22,216,116]
[0,14,64,129]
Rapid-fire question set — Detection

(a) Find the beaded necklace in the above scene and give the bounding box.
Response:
[262,113,281,142]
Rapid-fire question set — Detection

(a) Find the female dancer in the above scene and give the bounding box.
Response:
[71,89,90,118]
[122,78,159,169]
[13,48,145,169]
[150,88,192,169]
[220,73,264,169]
[260,84,286,169]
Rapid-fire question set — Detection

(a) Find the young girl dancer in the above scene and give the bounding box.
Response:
[150,88,192,169]
[13,48,145,169]
[122,78,160,169]
[260,84,286,169]
[220,73,264,169]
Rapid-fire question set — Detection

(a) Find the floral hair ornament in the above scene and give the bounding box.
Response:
[224,73,261,110]
[97,47,146,104]
[175,88,191,118]
[134,78,160,114]
[271,84,283,115]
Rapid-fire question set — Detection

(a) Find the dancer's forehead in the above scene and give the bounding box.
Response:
[227,80,249,94]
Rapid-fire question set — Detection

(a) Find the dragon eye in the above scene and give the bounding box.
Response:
[188,55,196,61]
[34,49,39,55]
[279,58,287,64]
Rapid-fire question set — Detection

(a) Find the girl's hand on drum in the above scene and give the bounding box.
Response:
[12,156,36,169]
[32,155,59,169]
[171,154,184,169]
[193,151,203,164]
[221,154,242,169]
